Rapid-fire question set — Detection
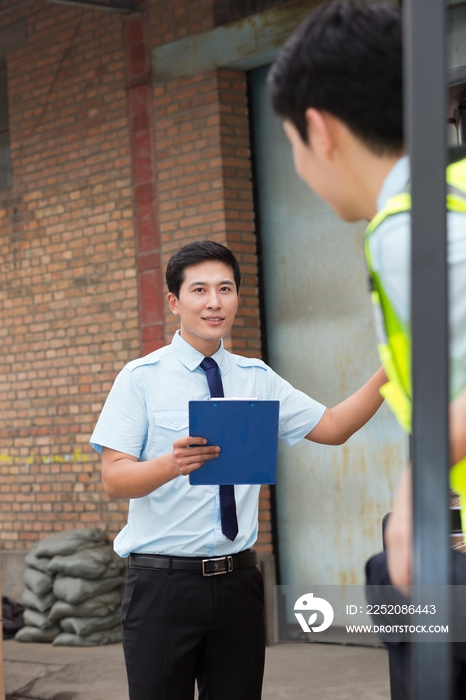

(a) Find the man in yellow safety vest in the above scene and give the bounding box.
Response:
[268,1,466,695]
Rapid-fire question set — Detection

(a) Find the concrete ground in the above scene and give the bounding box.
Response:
[3,639,391,700]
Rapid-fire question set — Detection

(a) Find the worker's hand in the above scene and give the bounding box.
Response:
[172,435,220,476]
[385,468,412,590]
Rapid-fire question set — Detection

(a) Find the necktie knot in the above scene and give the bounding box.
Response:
[200,357,219,373]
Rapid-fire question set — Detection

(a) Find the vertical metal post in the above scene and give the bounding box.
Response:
[404,0,451,698]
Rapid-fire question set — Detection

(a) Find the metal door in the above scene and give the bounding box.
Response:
[250,65,409,586]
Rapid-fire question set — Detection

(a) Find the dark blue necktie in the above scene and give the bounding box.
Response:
[200,357,239,541]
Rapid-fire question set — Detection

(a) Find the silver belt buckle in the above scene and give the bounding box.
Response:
[201,555,234,576]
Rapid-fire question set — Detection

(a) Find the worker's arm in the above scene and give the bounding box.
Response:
[102,437,220,500]
[305,366,387,445]
[386,386,466,588]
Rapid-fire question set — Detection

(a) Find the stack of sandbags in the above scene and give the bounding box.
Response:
[49,545,125,646]
[15,543,60,643]
[15,528,126,646]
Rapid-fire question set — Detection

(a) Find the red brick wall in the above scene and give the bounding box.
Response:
[0,0,272,556]
[218,69,261,358]
[154,70,260,352]
[150,0,215,48]
[125,13,164,355]
[0,6,139,548]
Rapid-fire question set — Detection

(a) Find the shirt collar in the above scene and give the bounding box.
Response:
[171,330,228,376]
[376,155,410,212]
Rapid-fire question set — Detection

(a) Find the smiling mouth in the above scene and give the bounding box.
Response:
[203,317,224,323]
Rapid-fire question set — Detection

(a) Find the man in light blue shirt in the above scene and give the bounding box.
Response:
[369,154,466,400]
[91,239,386,700]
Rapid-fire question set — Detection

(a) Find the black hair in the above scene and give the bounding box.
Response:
[166,240,241,298]
[268,1,403,155]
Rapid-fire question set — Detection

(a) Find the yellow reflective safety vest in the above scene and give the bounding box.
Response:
[364,157,466,529]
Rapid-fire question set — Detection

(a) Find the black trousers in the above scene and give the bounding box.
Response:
[121,564,265,700]
[365,550,466,699]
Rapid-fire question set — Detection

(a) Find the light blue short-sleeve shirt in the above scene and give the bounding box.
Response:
[91,331,326,557]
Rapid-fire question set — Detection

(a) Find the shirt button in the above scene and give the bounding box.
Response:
[215,524,220,530]
[174,422,179,428]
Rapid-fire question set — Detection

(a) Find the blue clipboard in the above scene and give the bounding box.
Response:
[188,400,279,485]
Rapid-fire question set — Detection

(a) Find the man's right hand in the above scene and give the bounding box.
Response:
[172,436,220,477]
[102,440,220,500]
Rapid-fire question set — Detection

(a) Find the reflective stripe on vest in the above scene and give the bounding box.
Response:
[364,158,466,531]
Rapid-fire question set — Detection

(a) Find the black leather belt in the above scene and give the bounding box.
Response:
[128,549,258,577]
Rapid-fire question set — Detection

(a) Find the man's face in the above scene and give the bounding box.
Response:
[283,117,363,222]
[167,260,239,356]
[283,119,327,199]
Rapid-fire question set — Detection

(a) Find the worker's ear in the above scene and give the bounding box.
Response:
[305,108,336,161]
[167,292,180,316]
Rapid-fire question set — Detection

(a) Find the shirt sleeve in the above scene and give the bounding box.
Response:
[267,368,326,447]
[90,367,148,458]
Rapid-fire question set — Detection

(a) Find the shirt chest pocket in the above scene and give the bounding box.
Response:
[153,410,189,455]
